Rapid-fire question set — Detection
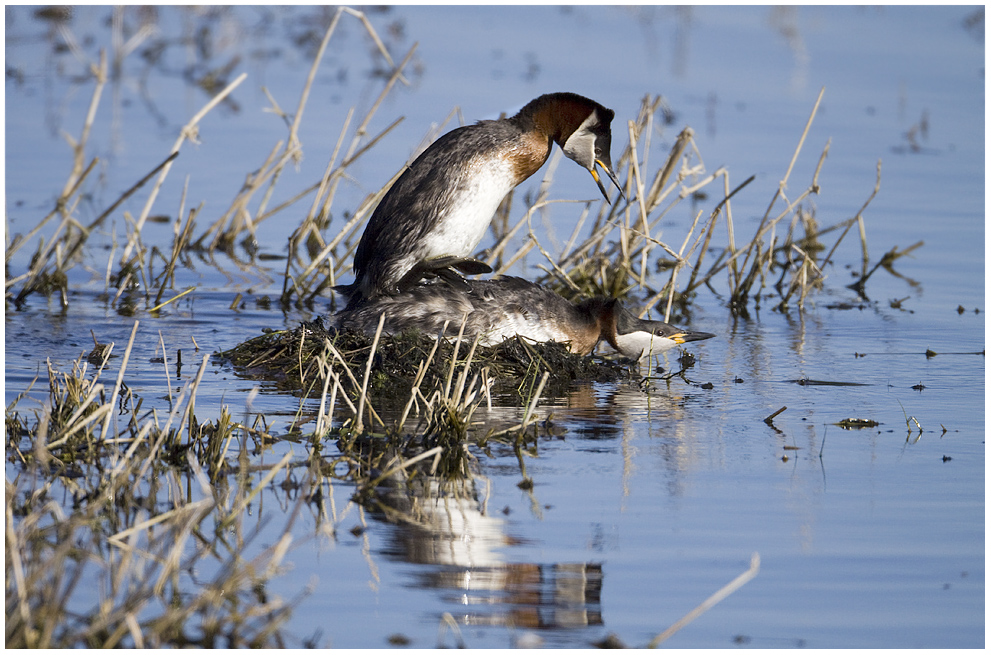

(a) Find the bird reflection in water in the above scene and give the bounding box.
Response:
[371,474,603,630]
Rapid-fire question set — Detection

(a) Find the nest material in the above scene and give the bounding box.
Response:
[218,318,636,404]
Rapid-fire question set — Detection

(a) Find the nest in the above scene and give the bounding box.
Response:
[217,318,637,405]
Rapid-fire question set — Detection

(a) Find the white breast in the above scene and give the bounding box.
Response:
[477,309,572,348]
[419,158,517,261]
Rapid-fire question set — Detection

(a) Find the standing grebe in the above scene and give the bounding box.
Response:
[332,277,714,359]
[338,93,624,309]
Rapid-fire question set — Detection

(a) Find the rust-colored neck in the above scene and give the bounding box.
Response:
[567,297,619,355]
[505,93,598,185]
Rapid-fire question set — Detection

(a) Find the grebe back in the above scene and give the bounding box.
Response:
[332,277,714,359]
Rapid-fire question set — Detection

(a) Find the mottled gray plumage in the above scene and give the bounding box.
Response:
[332,277,714,358]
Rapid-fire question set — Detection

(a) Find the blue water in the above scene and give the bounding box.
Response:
[4,5,984,648]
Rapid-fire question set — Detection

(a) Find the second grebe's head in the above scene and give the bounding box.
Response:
[600,302,716,359]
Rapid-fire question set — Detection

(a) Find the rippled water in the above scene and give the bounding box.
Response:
[5,5,984,648]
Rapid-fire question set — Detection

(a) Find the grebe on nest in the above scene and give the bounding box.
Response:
[332,277,714,360]
[337,93,624,309]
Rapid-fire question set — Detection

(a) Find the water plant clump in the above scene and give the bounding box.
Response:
[218,318,635,404]
[6,346,308,648]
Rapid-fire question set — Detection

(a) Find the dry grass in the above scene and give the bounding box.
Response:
[6,325,308,647]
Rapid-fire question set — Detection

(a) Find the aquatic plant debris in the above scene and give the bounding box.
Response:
[218,318,639,403]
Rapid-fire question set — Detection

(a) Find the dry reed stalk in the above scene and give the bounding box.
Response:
[823,159,881,276]
[683,173,754,294]
[98,320,140,441]
[453,334,482,410]
[519,371,550,431]
[363,446,444,491]
[118,71,247,267]
[128,359,202,491]
[660,208,707,322]
[11,212,75,304]
[319,341,366,407]
[207,144,301,250]
[626,120,654,289]
[442,316,471,400]
[647,553,761,647]
[778,244,825,309]
[306,107,354,225]
[495,239,537,278]
[148,286,195,313]
[354,313,387,434]
[65,49,108,196]
[194,140,284,245]
[645,127,695,213]
[327,34,413,164]
[522,207,584,292]
[729,88,824,301]
[558,201,594,264]
[397,321,450,430]
[485,202,542,268]
[314,351,337,438]
[328,366,359,418]
[716,144,827,303]
[285,118,406,300]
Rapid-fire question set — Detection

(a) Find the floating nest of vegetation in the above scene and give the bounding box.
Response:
[218,317,637,407]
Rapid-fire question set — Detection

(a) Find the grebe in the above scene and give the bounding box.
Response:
[338,93,624,308]
[332,277,714,359]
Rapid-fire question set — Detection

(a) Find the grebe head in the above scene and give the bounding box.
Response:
[589,300,715,359]
[561,107,623,202]
[520,93,624,202]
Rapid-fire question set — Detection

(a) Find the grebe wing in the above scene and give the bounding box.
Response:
[395,256,494,294]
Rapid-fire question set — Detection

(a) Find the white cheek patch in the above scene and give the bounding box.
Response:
[562,112,599,168]
[612,331,679,359]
